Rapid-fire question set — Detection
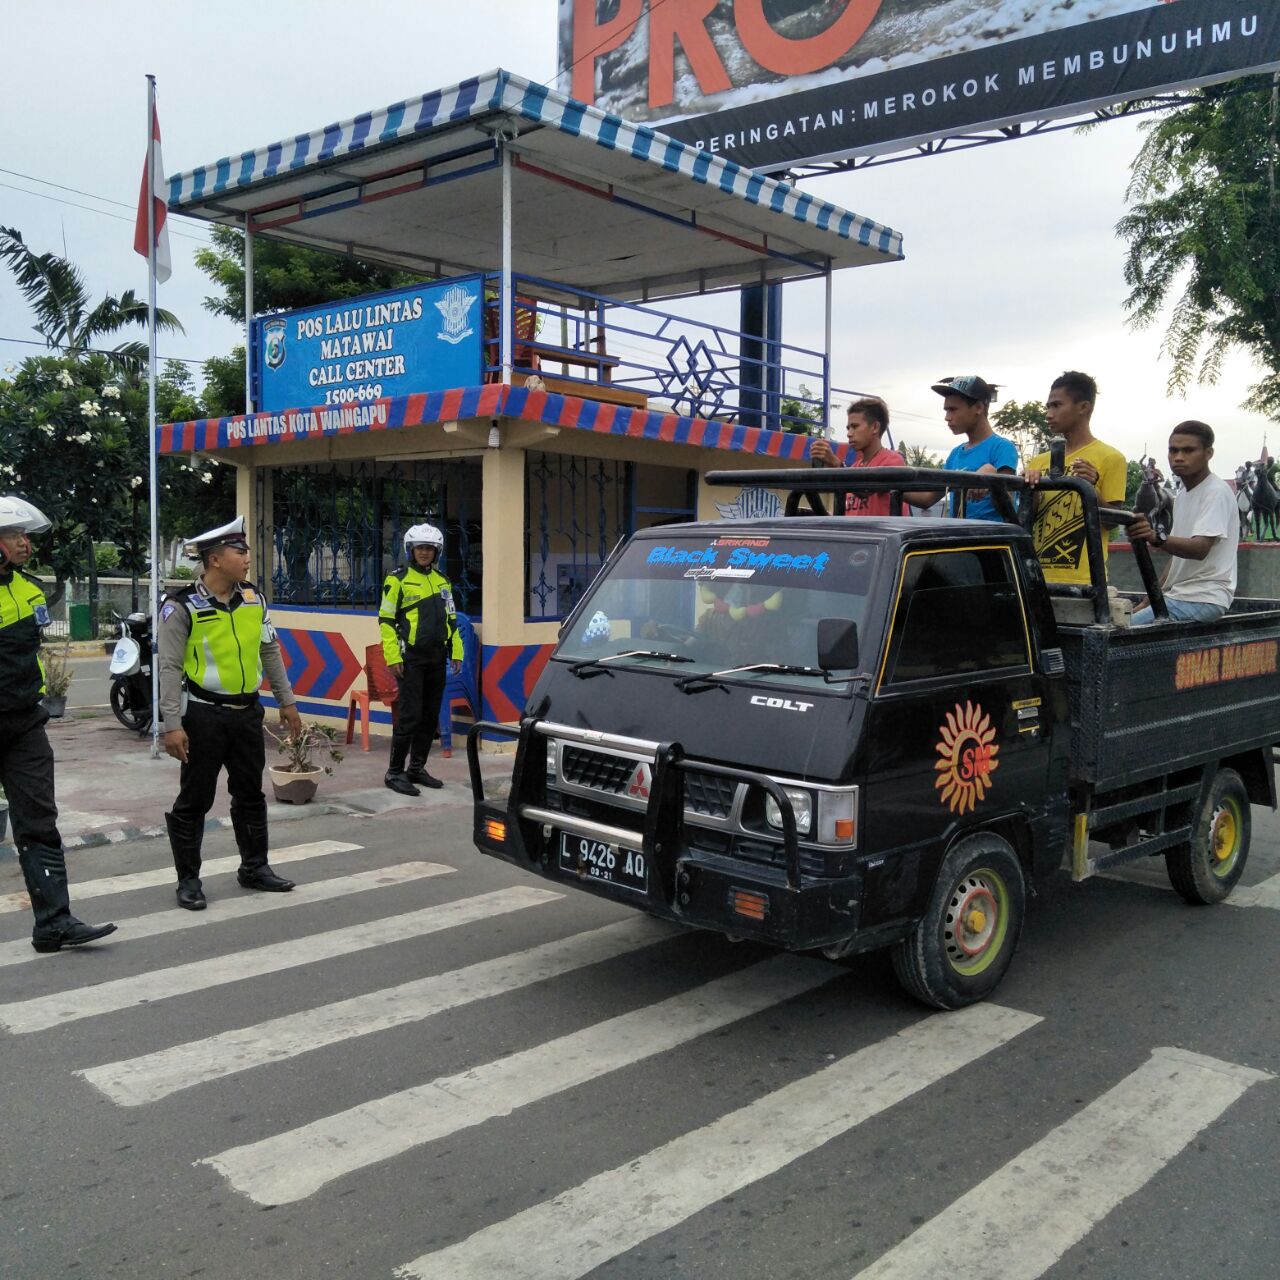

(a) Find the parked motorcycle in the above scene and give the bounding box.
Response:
[108,611,154,732]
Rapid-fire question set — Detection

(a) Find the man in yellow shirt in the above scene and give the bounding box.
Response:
[1025,371,1128,584]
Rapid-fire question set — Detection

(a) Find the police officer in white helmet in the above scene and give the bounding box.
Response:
[378,522,463,796]
[0,496,116,951]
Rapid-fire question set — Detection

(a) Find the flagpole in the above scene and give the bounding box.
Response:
[145,73,161,760]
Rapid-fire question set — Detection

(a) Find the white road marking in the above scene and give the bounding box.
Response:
[852,1046,1273,1280]
[0,886,559,1034]
[1226,872,1280,910]
[394,1003,1041,1280]
[0,862,452,968]
[80,917,677,1106]
[204,953,841,1205]
[0,840,365,915]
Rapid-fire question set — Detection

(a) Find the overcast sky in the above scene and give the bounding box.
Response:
[1,0,1272,468]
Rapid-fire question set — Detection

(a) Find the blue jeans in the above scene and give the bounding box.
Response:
[1132,598,1226,626]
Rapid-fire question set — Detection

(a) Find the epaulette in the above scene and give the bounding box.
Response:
[17,568,43,589]
[390,566,410,581]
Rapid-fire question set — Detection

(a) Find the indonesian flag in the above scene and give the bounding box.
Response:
[134,104,172,283]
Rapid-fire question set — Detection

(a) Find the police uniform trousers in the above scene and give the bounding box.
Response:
[390,650,447,774]
[0,705,77,934]
[165,698,269,889]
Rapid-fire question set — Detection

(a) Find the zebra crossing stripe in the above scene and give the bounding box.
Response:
[394,1003,1042,1280]
[0,886,560,1035]
[1227,872,1280,910]
[851,1046,1273,1280]
[79,917,678,1107]
[203,953,841,1205]
[0,862,453,969]
[0,840,364,915]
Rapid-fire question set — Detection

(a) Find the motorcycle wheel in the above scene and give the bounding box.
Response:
[110,679,151,732]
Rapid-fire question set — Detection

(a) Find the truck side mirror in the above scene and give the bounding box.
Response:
[817,618,859,671]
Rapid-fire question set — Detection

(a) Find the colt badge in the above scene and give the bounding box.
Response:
[934,701,999,815]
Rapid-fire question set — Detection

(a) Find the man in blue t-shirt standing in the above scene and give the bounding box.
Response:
[924,375,1019,521]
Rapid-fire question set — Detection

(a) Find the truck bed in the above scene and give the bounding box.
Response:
[1059,599,1280,790]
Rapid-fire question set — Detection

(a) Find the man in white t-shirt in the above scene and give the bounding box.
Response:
[1128,421,1238,625]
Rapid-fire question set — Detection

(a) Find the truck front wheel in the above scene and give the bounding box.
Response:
[1165,768,1250,905]
[891,834,1026,1010]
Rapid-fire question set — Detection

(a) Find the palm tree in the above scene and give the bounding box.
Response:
[0,226,182,372]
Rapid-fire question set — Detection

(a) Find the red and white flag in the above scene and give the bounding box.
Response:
[134,103,172,283]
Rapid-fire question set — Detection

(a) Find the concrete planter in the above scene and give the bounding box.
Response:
[41,695,68,719]
[269,766,321,805]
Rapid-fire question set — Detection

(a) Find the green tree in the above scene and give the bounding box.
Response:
[0,226,182,373]
[1116,75,1280,416]
[992,399,1052,465]
[898,442,942,468]
[194,224,415,323]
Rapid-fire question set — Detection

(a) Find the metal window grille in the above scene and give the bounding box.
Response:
[254,459,481,611]
[525,451,632,620]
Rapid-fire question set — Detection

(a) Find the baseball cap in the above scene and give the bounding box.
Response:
[931,375,999,405]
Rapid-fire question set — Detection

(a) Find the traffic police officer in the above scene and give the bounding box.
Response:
[0,495,116,951]
[159,517,302,910]
[379,522,463,796]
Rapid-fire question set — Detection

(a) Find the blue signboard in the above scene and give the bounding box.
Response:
[252,275,484,412]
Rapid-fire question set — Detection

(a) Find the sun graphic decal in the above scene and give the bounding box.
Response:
[935,701,1000,815]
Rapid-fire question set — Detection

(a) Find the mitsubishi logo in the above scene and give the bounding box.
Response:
[626,762,652,800]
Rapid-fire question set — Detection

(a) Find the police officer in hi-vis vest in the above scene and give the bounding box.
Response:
[380,522,463,796]
[158,517,303,910]
[0,496,116,952]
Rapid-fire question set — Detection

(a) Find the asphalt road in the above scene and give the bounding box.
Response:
[1,785,1277,1279]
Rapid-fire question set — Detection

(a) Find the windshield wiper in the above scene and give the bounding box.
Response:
[675,661,846,694]
[569,649,694,679]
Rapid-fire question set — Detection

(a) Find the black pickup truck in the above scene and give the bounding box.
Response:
[467,469,1280,1008]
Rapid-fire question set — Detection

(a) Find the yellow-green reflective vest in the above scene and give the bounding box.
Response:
[379,564,463,666]
[0,568,48,711]
[176,582,267,700]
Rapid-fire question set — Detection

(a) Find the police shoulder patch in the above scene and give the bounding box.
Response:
[161,602,177,622]
[34,604,50,626]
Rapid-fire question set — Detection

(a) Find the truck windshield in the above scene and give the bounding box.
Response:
[555,532,879,690]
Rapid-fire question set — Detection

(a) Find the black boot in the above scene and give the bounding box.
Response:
[384,769,420,796]
[166,812,207,910]
[232,804,294,892]
[21,841,117,951]
[406,760,443,789]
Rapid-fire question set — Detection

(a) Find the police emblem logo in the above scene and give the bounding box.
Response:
[34,604,50,626]
[434,285,477,346]
[161,602,176,622]
[241,587,258,604]
[715,486,781,521]
[264,320,287,370]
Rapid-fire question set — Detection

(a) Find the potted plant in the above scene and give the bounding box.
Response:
[267,721,344,804]
[40,641,74,718]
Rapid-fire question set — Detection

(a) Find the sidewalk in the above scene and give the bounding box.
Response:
[0,706,506,855]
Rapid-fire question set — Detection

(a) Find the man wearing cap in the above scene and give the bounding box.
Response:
[158,517,302,910]
[920,376,1019,521]
[0,495,116,952]
[379,522,463,797]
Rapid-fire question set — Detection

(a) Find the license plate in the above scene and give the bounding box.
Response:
[558,832,647,894]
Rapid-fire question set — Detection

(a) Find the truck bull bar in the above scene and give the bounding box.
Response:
[467,715,804,900]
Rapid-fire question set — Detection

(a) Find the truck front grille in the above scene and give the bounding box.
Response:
[561,746,634,793]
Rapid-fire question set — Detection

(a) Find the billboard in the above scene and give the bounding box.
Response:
[252,276,484,413]
[559,1,1280,170]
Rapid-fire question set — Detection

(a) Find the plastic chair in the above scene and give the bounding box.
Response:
[438,613,479,757]
[484,295,540,381]
[346,643,400,752]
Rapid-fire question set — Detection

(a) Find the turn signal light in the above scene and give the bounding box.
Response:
[484,818,507,844]
[834,817,855,842]
[730,888,768,921]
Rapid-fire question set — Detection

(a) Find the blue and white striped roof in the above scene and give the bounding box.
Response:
[168,69,902,298]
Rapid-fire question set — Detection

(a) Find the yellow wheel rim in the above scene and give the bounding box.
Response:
[1209,799,1243,877]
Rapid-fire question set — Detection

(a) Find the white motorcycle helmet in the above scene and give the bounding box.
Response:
[403,522,444,559]
[0,495,52,535]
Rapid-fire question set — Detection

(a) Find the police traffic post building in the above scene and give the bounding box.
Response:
[158,516,302,910]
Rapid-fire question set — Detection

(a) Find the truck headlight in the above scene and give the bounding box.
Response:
[764,787,812,836]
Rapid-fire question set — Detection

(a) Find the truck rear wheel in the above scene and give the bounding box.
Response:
[1165,768,1250,905]
[891,833,1026,1010]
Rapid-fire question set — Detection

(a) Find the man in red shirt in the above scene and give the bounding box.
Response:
[810,396,906,516]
